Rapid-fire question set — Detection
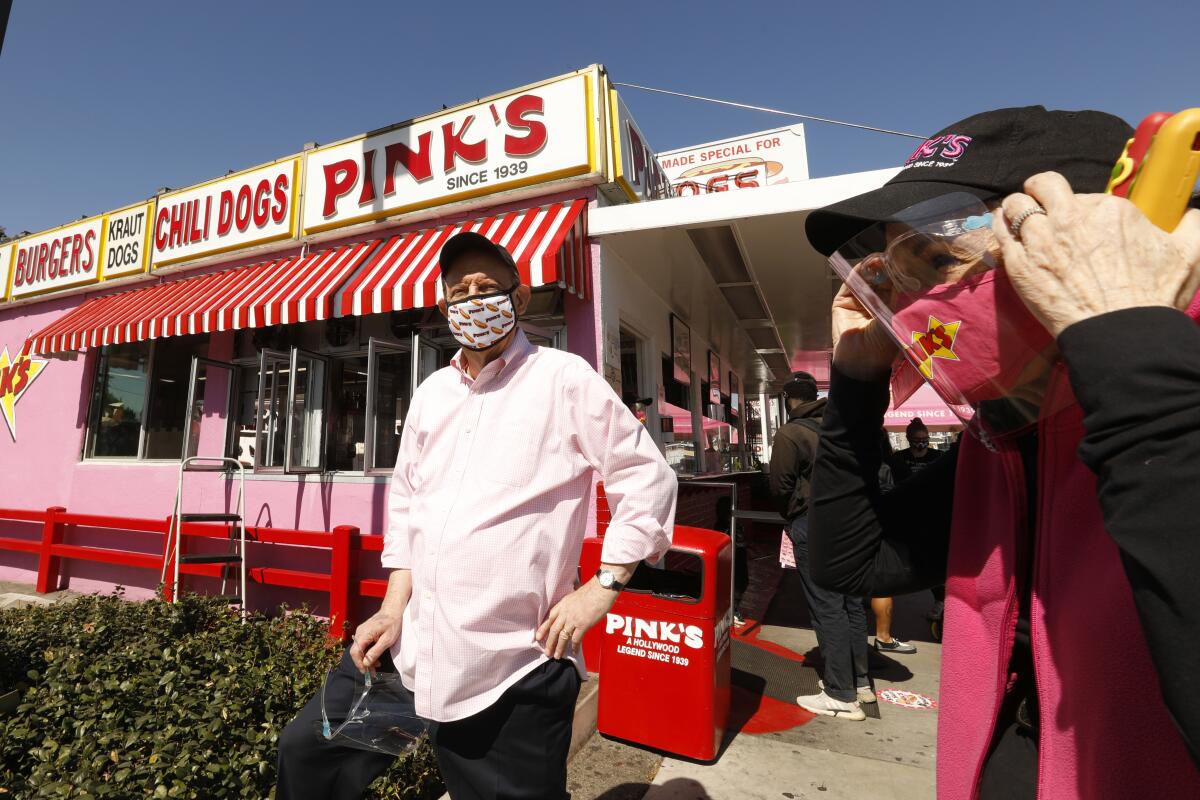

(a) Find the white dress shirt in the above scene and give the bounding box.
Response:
[382,330,677,722]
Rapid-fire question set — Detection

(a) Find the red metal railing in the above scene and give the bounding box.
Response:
[0,486,617,639]
[0,506,389,640]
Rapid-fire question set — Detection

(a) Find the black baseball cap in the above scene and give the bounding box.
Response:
[805,106,1133,256]
[438,231,520,282]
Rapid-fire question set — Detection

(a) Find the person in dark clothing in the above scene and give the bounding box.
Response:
[890,417,942,481]
[768,372,872,719]
[805,106,1200,798]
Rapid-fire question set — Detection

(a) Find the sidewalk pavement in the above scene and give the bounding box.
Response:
[0,579,80,610]
[570,575,940,799]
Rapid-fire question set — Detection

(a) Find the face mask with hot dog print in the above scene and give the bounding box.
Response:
[445,287,519,351]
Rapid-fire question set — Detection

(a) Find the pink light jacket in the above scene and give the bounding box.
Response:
[937,367,1200,798]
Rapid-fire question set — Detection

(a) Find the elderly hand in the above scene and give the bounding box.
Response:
[349,611,402,673]
[995,171,1200,338]
[831,258,898,381]
[535,579,620,660]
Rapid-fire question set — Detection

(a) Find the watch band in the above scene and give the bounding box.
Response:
[595,568,626,592]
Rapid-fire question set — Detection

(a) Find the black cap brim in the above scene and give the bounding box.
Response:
[438,231,520,279]
[805,179,998,257]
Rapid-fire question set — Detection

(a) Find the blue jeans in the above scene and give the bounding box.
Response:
[788,515,869,703]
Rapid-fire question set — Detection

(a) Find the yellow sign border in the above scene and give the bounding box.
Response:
[152,157,301,269]
[6,214,108,301]
[302,71,600,237]
[97,200,157,281]
[1,242,16,302]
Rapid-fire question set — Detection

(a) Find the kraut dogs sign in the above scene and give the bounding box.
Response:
[658,125,809,196]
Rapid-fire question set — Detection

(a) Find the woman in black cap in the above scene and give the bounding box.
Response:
[804,106,1200,798]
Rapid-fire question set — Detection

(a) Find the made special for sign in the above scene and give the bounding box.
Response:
[657,125,809,196]
[302,72,597,235]
[152,159,299,268]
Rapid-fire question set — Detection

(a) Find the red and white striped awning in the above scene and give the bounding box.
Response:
[28,243,374,354]
[336,199,588,317]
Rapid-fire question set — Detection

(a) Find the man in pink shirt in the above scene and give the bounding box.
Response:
[277,232,677,799]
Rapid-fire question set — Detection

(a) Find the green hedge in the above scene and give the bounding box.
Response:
[0,592,442,799]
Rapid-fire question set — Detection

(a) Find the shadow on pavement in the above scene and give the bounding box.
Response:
[593,778,714,799]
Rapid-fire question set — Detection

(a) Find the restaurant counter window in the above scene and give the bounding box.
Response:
[227,317,413,474]
[223,293,563,475]
[84,334,210,460]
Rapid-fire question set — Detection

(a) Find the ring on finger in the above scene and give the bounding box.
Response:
[559,629,573,639]
[1008,205,1047,239]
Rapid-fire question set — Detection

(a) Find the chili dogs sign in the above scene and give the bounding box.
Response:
[658,125,809,196]
[152,159,299,267]
[302,72,598,235]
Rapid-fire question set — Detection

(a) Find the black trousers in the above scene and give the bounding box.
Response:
[276,649,581,800]
[788,515,869,703]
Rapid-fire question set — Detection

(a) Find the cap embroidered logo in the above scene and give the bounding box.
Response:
[903,134,974,170]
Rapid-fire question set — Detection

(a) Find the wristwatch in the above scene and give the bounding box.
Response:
[595,568,626,592]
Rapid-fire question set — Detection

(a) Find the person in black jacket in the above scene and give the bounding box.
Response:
[889,417,942,482]
[804,106,1200,796]
[768,373,872,719]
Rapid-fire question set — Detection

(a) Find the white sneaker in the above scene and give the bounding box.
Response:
[796,690,866,720]
[819,679,876,705]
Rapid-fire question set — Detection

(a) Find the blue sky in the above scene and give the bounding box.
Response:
[0,0,1194,234]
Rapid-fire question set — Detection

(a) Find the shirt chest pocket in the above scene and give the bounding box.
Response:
[470,415,554,488]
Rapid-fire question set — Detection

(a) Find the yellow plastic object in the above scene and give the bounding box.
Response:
[1128,108,1200,231]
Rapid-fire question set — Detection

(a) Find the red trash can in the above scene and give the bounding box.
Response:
[593,525,732,761]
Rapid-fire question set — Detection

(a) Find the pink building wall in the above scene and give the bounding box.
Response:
[0,188,603,604]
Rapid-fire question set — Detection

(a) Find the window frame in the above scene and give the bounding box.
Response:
[82,339,165,462]
[181,355,240,469]
[283,347,331,475]
[363,337,410,475]
[254,348,291,473]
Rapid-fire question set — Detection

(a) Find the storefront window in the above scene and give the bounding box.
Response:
[144,336,210,459]
[366,342,411,473]
[329,356,369,471]
[85,343,150,458]
[84,335,210,460]
[255,352,291,469]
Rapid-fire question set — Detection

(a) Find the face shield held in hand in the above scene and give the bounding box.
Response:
[317,666,428,755]
[828,193,1060,442]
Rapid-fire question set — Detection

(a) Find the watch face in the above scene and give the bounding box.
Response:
[598,571,614,588]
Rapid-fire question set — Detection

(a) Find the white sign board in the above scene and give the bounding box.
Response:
[303,72,597,235]
[152,159,299,268]
[658,125,809,196]
[9,217,104,299]
[101,202,154,279]
[608,89,672,202]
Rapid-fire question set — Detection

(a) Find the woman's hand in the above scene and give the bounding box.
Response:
[831,257,898,381]
[995,171,1200,337]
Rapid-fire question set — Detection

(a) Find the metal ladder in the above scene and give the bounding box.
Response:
[162,456,247,621]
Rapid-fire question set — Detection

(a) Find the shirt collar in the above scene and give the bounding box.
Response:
[451,329,534,382]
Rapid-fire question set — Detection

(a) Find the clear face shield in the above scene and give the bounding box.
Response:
[827,193,1060,442]
[317,667,427,756]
